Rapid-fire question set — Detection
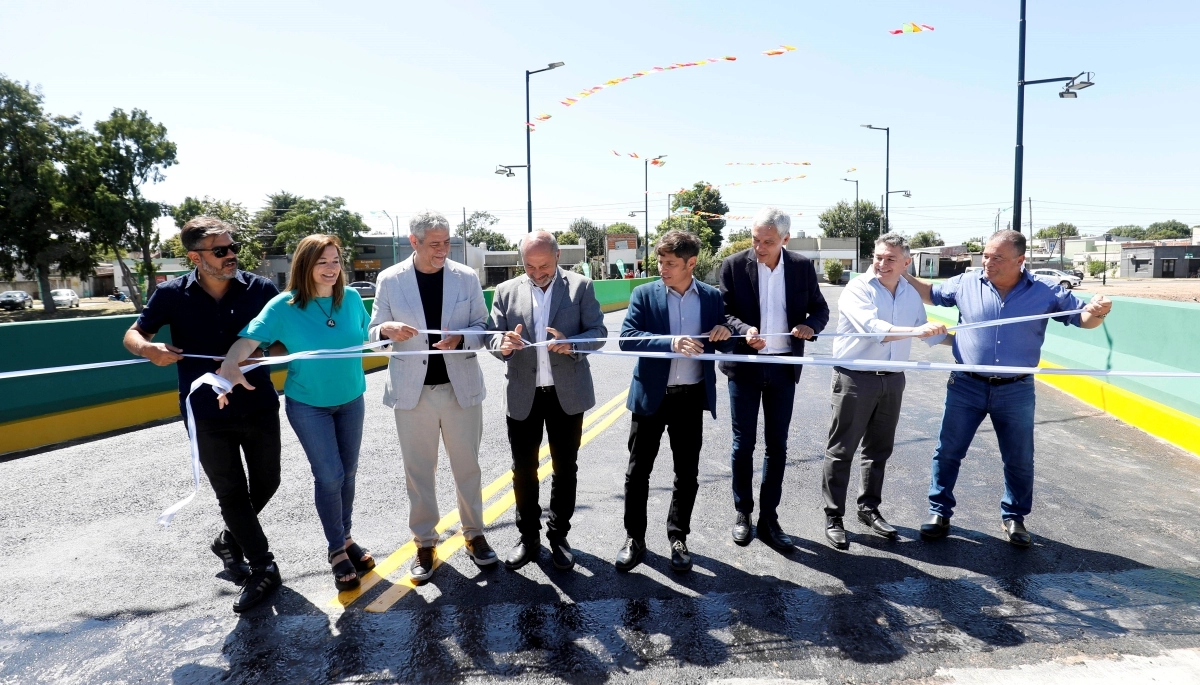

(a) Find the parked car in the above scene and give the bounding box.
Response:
[0,290,34,310]
[965,266,983,275]
[1032,268,1082,289]
[51,289,81,308]
[1069,268,1084,280]
[347,281,377,298]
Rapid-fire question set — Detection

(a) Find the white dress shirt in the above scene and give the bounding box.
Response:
[833,270,946,361]
[756,255,789,353]
[529,273,557,387]
[666,278,703,386]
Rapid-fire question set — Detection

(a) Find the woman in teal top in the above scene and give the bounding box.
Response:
[218,234,375,592]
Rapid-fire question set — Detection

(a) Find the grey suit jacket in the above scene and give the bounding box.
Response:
[487,269,607,421]
[368,256,488,411]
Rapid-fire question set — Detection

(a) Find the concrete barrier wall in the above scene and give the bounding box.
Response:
[0,279,653,455]
[925,293,1200,456]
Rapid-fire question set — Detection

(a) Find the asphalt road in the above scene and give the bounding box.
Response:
[2,284,1199,684]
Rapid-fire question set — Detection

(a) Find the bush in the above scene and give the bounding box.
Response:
[824,259,844,284]
[1087,260,1109,277]
[716,238,752,262]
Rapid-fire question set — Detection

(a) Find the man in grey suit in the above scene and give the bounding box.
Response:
[488,231,608,571]
[369,209,496,583]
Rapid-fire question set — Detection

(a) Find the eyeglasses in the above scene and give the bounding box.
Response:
[193,242,242,258]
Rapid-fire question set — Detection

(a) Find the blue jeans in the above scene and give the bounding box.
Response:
[929,372,1036,522]
[728,363,797,525]
[286,395,365,552]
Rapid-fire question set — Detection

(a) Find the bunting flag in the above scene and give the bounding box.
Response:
[762,45,798,56]
[701,175,806,190]
[611,151,666,166]
[534,113,552,121]
[846,167,857,173]
[889,23,935,34]
[724,161,811,166]
[559,56,738,108]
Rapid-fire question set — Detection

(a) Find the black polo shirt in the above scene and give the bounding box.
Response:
[136,270,281,420]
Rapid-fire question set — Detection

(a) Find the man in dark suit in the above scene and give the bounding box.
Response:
[487,232,608,571]
[719,207,830,552]
[615,230,733,574]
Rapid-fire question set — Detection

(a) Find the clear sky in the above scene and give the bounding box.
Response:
[3,0,1198,244]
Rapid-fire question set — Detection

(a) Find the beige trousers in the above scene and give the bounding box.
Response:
[394,384,485,547]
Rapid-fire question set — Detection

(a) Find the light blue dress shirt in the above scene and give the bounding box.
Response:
[666,278,703,386]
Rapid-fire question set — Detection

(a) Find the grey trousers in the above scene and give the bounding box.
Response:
[394,384,485,547]
[822,368,906,517]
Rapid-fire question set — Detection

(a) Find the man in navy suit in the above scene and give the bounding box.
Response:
[615,230,734,573]
[719,207,829,552]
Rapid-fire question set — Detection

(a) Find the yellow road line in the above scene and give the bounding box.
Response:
[329,389,629,608]
[363,398,632,613]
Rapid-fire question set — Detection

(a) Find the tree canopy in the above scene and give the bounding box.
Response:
[456,210,514,251]
[272,196,368,263]
[672,182,728,252]
[568,217,608,259]
[910,231,945,249]
[818,200,886,257]
[171,196,261,271]
[1035,222,1078,239]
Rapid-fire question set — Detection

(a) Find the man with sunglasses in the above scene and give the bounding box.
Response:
[124,216,284,612]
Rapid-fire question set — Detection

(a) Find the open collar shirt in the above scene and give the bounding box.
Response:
[666,277,703,386]
[931,268,1085,376]
[755,253,790,353]
[833,270,943,361]
[529,271,558,387]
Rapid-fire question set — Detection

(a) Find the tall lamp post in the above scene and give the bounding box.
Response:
[1102,233,1111,286]
[861,124,889,229]
[1011,0,1093,240]
[371,210,398,268]
[643,155,666,272]
[842,178,859,271]
[525,61,565,233]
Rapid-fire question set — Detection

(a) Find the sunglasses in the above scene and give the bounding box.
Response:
[194,242,242,258]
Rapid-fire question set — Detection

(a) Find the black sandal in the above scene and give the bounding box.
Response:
[328,548,360,591]
[345,540,376,574]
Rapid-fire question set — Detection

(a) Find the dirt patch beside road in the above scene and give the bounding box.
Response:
[0,298,136,323]
[1075,278,1200,304]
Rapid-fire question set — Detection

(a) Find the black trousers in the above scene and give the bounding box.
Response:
[193,406,282,567]
[822,368,905,517]
[507,387,584,541]
[623,383,705,543]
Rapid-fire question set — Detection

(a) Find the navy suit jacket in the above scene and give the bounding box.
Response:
[718,248,830,383]
[620,278,732,418]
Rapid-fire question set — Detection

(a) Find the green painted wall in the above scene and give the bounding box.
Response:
[926,293,1200,419]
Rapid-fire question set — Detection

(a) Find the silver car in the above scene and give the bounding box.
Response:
[1032,268,1082,289]
[51,289,81,308]
[348,281,377,298]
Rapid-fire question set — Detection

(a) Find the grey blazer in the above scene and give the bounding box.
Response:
[487,269,607,421]
[368,256,488,411]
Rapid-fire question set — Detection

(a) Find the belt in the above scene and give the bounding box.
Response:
[665,383,703,395]
[835,366,901,377]
[964,371,1030,385]
[535,386,556,393]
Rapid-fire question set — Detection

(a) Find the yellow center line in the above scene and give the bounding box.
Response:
[328,389,629,608]
[363,397,632,613]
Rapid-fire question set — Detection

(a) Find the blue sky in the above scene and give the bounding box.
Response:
[3,0,1198,244]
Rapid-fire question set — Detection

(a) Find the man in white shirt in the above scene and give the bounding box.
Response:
[821,233,947,550]
[488,232,607,571]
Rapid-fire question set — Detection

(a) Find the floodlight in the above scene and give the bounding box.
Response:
[548,62,565,69]
[1059,90,1077,99]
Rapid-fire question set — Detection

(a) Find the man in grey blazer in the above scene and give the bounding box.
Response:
[368,210,496,582]
[488,231,608,571]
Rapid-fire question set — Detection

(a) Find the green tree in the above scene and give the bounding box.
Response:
[456,210,514,251]
[252,191,303,253]
[171,196,261,270]
[1087,259,1108,277]
[0,77,96,313]
[716,238,752,262]
[1147,220,1190,239]
[965,236,986,253]
[823,259,844,284]
[554,230,580,247]
[672,181,728,252]
[653,214,715,251]
[1110,224,1146,240]
[818,200,886,257]
[910,231,945,249]
[568,217,608,259]
[724,227,752,244]
[1035,222,1078,240]
[272,196,368,265]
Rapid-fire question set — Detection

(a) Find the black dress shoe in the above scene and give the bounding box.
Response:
[920,515,951,539]
[465,535,498,566]
[614,537,646,572]
[504,538,539,570]
[233,563,280,613]
[756,521,796,552]
[1002,519,1032,548]
[669,539,693,573]
[211,531,251,583]
[825,516,850,550]
[548,536,574,570]
[857,509,899,539]
[731,512,753,546]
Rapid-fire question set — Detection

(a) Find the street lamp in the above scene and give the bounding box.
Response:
[889,190,912,199]
[861,124,890,229]
[1102,232,1111,286]
[526,61,565,233]
[370,210,399,267]
[843,178,859,271]
[495,164,525,178]
[644,155,666,271]
[1011,0,1093,242]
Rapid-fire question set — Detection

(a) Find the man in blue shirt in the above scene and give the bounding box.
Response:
[124,217,283,611]
[903,230,1111,547]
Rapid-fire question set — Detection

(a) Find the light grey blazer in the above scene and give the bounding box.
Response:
[487,269,607,421]
[368,256,488,411]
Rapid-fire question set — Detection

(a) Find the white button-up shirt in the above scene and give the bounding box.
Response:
[756,255,789,353]
[833,270,945,361]
[529,272,557,387]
